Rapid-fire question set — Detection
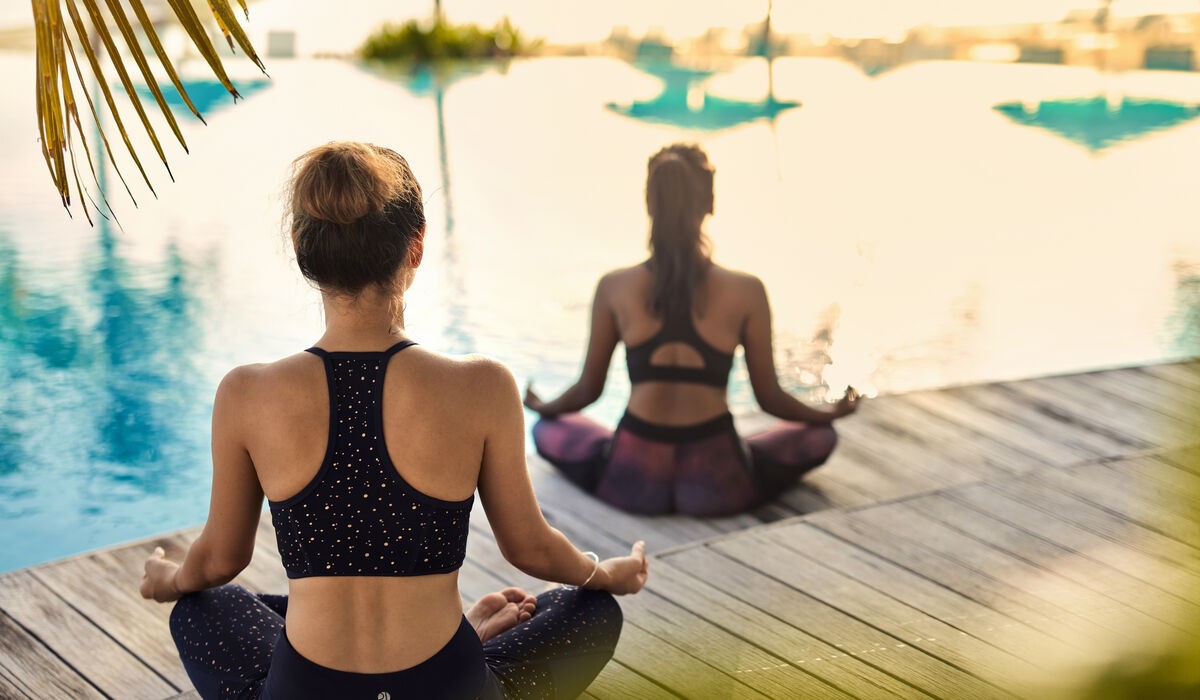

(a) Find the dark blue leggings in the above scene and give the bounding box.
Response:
[170,585,622,699]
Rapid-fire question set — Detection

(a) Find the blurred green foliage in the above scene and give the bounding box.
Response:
[360,18,541,61]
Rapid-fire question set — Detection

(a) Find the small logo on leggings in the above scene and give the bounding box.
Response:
[378,693,391,700]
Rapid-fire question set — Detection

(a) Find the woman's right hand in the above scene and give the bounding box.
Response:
[594,541,649,595]
[523,382,549,415]
[833,387,861,418]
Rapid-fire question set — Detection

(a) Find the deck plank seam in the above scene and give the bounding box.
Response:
[0,608,115,700]
[637,584,941,700]
[750,524,1081,658]
[806,512,1147,645]
[990,383,1152,450]
[597,658,686,699]
[884,499,1200,637]
[938,489,1200,609]
[656,474,1020,558]
[794,521,1095,651]
[684,543,1017,698]
[1018,470,1200,553]
[25,568,186,694]
[613,615,779,697]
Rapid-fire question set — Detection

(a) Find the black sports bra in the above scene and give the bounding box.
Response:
[625,309,734,388]
[268,341,473,579]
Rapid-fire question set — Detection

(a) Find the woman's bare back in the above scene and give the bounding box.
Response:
[604,262,762,425]
[234,346,493,672]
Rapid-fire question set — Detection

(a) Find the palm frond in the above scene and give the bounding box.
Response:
[31,0,265,222]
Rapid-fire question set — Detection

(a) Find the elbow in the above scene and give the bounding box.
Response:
[753,386,786,418]
[204,549,253,584]
[577,379,605,406]
[499,540,553,578]
[582,386,604,406]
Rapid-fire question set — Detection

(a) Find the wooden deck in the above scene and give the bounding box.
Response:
[1,361,1198,699]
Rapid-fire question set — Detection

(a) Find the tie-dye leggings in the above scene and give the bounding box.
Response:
[533,411,837,516]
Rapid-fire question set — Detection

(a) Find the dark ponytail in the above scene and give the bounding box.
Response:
[287,142,425,295]
[645,144,713,319]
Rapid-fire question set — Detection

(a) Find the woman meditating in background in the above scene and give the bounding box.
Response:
[140,142,647,699]
[525,143,859,517]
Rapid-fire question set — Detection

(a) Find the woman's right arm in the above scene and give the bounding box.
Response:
[742,277,858,424]
[523,275,620,417]
[477,361,647,594]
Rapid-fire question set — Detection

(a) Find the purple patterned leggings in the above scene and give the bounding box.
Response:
[532,411,837,516]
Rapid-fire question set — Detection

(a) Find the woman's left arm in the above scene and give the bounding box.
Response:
[524,275,620,417]
[141,368,264,603]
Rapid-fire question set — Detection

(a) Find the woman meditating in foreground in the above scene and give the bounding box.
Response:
[525,144,859,517]
[139,142,647,699]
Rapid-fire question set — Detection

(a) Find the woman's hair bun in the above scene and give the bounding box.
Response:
[288,142,425,294]
[292,142,413,225]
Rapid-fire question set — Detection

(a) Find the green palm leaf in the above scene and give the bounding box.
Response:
[30,0,265,222]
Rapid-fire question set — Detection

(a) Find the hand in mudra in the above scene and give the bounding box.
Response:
[835,387,862,418]
[140,546,183,603]
[597,541,649,595]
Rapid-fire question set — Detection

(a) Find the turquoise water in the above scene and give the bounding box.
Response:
[1,54,1198,572]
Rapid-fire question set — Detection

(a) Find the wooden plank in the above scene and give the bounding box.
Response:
[1138,362,1200,393]
[610,619,773,699]
[1078,368,1200,424]
[643,556,940,699]
[665,545,1012,699]
[619,587,857,699]
[774,452,883,512]
[1030,460,1200,547]
[901,389,1089,467]
[1158,444,1200,475]
[0,571,177,700]
[32,536,194,688]
[0,672,31,700]
[944,481,1200,602]
[0,611,105,698]
[858,396,1033,477]
[806,504,1119,643]
[586,659,681,700]
[1000,377,1192,450]
[833,411,986,487]
[954,383,1138,458]
[984,476,1200,575]
[728,524,1078,676]
[851,500,1180,634]
[908,495,1200,629]
[794,438,944,499]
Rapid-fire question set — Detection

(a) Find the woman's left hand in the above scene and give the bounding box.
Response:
[140,546,183,603]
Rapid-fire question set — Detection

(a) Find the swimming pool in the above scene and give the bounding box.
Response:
[1,53,1197,572]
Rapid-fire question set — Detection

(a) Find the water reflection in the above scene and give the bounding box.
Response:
[127,78,272,119]
[357,60,501,354]
[994,96,1200,151]
[87,227,206,481]
[607,59,800,131]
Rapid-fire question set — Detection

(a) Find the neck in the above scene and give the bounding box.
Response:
[317,288,407,350]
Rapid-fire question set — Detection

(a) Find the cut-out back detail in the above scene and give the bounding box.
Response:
[625,309,733,388]
[268,341,473,578]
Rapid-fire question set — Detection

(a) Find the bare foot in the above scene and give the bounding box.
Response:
[466,587,537,642]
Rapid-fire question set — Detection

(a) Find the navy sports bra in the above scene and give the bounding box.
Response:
[268,341,473,579]
[625,309,734,388]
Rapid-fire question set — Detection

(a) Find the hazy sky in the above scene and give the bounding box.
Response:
[4,0,1200,49]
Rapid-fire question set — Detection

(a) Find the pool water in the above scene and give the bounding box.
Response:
[1,53,1197,572]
